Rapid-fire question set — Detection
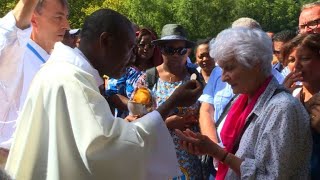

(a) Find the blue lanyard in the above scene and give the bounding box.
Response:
[26,43,46,63]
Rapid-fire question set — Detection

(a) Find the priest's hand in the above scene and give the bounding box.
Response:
[169,80,203,107]
[156,80,202,120]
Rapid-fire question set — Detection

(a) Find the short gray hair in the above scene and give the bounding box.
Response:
[301,1,320,11]
[231,17,262,30]
[35,0,69,14]
[210,27,272,76]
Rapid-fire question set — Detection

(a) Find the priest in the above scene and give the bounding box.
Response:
[5,8,203,180]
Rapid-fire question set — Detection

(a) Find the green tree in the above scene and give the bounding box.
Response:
[230,0,301,32]
[0,0,318,40]
[0,0,16,17]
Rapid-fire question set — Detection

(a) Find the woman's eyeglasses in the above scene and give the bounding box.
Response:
[273,50,281,55]
[137,43,154,49]
[161,47,188,56]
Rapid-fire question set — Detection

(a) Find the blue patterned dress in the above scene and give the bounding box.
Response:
[106,66,146,117]
[153,75,203,179]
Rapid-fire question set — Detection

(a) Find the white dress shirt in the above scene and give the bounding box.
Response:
[0,11,49,149]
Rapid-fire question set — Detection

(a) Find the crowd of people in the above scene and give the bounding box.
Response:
[0,0,319,179]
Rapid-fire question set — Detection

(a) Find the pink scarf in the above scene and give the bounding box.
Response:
[216,76,272,180]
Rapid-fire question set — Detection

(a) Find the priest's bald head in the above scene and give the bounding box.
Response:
[79,9,136,79]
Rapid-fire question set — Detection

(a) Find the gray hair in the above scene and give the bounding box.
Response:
[301,1,320,11]
[210,27,272,76]
[231,17,262,30]
[35,0,69,14]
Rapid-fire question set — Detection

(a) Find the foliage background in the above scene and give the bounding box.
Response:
[0,0,318,41]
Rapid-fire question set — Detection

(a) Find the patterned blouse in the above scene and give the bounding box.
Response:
[226,78,312,179]
[153,74,203,179]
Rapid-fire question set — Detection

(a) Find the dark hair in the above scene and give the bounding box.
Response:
[135,28,163,67]
[136,28,158,44]
[194,37,213,55]
[273,30,297,43]
[281,33,320,66]
[80,9,133,43]
[35,0,69,14]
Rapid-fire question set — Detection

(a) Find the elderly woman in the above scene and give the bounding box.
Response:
[282,33,320,179]
[105,28,162,117]
[176,27,312,179]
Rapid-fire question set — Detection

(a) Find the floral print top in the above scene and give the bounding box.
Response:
[153,74,203,180]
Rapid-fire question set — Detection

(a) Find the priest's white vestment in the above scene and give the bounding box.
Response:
[5,43,180,180]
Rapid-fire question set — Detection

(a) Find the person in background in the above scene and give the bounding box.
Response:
[266,31,274,39]
[62,28,81,48]
[152,24,205,179]
[231,17,262,29]
[280,35,304,79]
[299,1,320,34]
[272,30,297,73]
[282,33,320,179]
[177,27,312,180]
[106,28,162,117]
[0,0,69,165]
[5,9,203,179]
[231,17,284,83]
[195,38,215,83]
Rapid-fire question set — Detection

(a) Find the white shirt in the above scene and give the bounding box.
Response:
[271,68,284,84]
[0,11,49,149]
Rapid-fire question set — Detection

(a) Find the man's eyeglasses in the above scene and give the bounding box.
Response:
[299,18,320,32]
[161,47,188,56]
[137,43,154,49]
[273,50,281,55]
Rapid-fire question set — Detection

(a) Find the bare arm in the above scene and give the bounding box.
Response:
[108,94,129,111]
[199,102,218,143]
[223,153,243,175]
[12,0,39,29]
[157,80,203,120]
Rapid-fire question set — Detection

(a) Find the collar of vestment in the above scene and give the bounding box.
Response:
[49,42,104,87]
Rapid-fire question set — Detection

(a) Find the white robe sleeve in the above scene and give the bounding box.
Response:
[0,11,32,148]
[5,63,180,180]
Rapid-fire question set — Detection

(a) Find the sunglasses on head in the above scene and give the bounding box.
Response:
[161,47,188,56]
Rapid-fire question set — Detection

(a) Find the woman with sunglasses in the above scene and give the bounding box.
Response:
[282,33,320,179]
[105,28,162,118]
[151,24,205,179]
